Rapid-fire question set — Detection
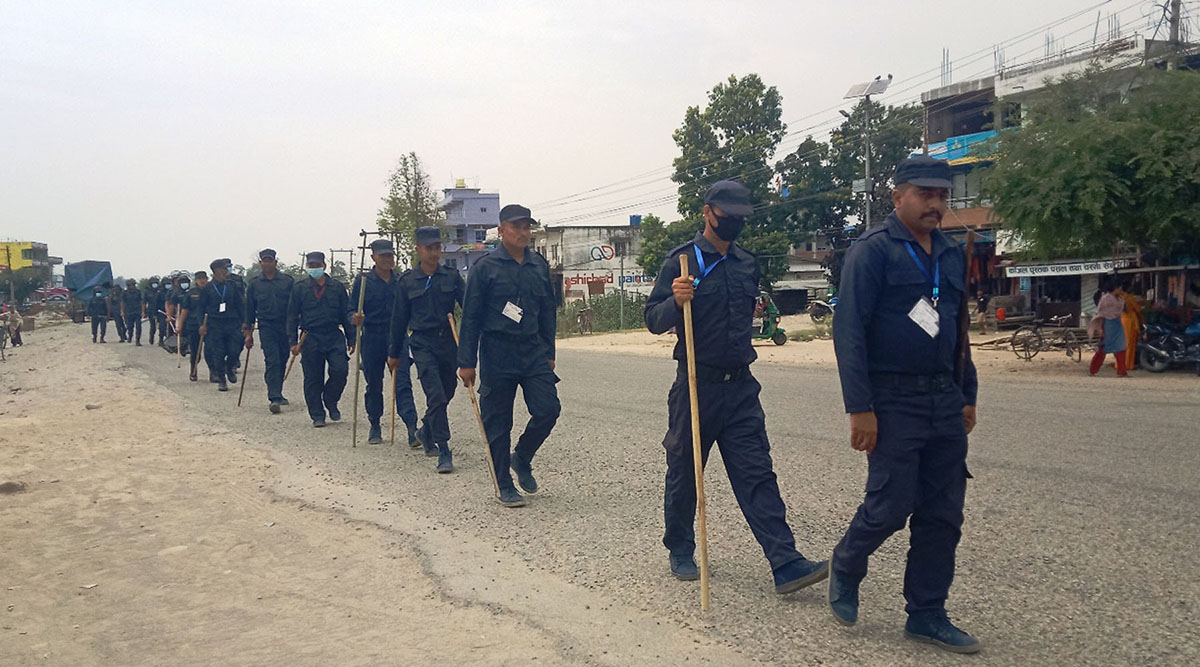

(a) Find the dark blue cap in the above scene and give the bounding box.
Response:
[895,156,952,189]
[499,204,536,224]
[703,180,754,217]
[305,251,325,264]
[259,248,276,260]
[369,238,395,254]
[415,227,442,246]
[209,259,226,270]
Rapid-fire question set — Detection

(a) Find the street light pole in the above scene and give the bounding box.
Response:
[844,75,892,229]
[864,96,872,228]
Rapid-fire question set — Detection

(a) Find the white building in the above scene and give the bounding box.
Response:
[438,179,500,274]
[532,223,649,304]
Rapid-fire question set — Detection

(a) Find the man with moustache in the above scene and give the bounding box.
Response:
[828,156,981,653]
[244,248,295,414]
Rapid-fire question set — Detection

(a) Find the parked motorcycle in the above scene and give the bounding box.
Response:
[1138,322,1200,375]
[808,297,838,324]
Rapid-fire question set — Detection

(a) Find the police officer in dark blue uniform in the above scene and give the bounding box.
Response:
[120,278,144,345]
[179,271,207,381]
[182,259,245,392]
[350,238,418,445]
[457,204,560,508]
[87,285,110,343]
[144,277,162,345]
[287,251,354,427]
[389,227,465,474]
[828,156,980,654]
[245,248,295,414]
[166,272,192,358]
[645,180,828,593]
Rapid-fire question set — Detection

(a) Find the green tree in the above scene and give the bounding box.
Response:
[636,213,696,278]
[1,267,47,304]
[666,74,791,285]
[377,152,445,258]
[981,68,1200,258]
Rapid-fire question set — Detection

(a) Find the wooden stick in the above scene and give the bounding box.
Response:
[955,230,977,386]
[236,330,252,407]
[350,272,367,449]
[448,312,500,499]
[679,253,710,612]
[285,331,306,381]
[389,366,397,445]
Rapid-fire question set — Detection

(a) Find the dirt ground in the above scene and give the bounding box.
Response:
[0,325,758,667]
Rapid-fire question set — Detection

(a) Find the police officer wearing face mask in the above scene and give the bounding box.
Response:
[389,227,465,473]
[349,238,417,445]
[185,260,245,391]
[156,276,172,348]
[167,272,192,358]
[108,282,127,343]
[245,248,295,414]
[144,276,163,345]
[287,251,354,427]
[644,180,829,594]
[828,156,980,654]
[457,204,560,508]
[177,271,208,381]
[121,278,145,345]
[87,284,110,343]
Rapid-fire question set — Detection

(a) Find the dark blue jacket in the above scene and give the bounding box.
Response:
[644,232,760,370]
[456,245,556,369]
[348,268,400,337]
[245,272,295,329]
[195,279,245,327]
[388,263,464,359]
[286,276,352,347]
[832,213,978,413]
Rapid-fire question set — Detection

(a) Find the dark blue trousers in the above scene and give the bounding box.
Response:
[148,312,159,343]
[411,332,458,445]
[359,331,417,428]
[832,384,970,615]
[257,323,289,402]
[91,317,107,341]
[301,331,349,420]
[478,337,560,492]
[203,322,242,379]
[123,313,141,343]
[662,366,803,572]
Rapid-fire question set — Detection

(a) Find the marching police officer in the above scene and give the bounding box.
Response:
[167,272,193,358]
[107,282,127,342]
[177,271,207,381]
[145,276,163,345]
[457,204,560,508]
[287,251,353,427]
[389,227,465,473]
[179,260,244,391]
[245,248,295,414]
[120,278,144,345]
[644,180,828,592]
[154,276,171,348]
[349,238,418,445]
[87,285,110,343]
[828,156,980,653]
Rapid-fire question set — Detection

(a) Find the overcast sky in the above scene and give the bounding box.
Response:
[0,0,1174,278]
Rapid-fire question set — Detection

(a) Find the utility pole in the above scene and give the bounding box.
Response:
[1170,0,1182,47]
[863,97,873,228]
[844,75,892,229]
[4,246,15,308]
[619,251,625,331]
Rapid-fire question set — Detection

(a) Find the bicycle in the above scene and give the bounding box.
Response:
[1010,314,1084,362]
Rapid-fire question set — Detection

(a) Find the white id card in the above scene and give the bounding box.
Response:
[502,301,523,323]
[908,297,939,338]
[219,302,227,313]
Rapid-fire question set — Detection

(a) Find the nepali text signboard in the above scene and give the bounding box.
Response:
[1005,260,1130,278]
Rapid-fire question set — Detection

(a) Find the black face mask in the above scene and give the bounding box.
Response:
[712,213,746,242]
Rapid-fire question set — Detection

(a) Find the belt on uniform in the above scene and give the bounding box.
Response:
[869,372,956,393]
[687,362,751,384]
[410,327,452,338]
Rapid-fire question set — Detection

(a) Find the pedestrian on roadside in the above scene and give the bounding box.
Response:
[644,180,829,593]
[975,289,990,335]
[244,249,295,414]
[457,204,560,508]
[389,228,465,473]
[828,156,981,654]
[87,286,109,343]
[120,278,144,345]
[1088,279,1128,377]
[348,238,416,445]
[1115,281,1142,371]
[287,251,353,427]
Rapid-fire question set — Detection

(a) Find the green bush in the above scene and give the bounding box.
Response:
[557,291,648,336]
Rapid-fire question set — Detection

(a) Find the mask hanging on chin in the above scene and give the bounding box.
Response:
[713,213,746,242]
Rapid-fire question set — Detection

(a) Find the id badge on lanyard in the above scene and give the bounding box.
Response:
[905,243,940,338]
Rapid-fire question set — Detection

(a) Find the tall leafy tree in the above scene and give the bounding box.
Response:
[982,68,1200,259]
[377,152,445,257]
[636,214,695,278]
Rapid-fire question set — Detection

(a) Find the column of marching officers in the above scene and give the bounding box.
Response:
[114,157,986,654]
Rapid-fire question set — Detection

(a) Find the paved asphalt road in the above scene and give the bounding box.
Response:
[117,338,1199,666]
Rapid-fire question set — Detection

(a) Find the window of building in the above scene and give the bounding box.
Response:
[21,249,32,260]
[445,258,458,269]
[480,207,488,213]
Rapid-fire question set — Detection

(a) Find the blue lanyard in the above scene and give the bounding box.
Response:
[425,275,432,291]
[904,242,940,308]
[214,283,227,303]
[691,245,726,287]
